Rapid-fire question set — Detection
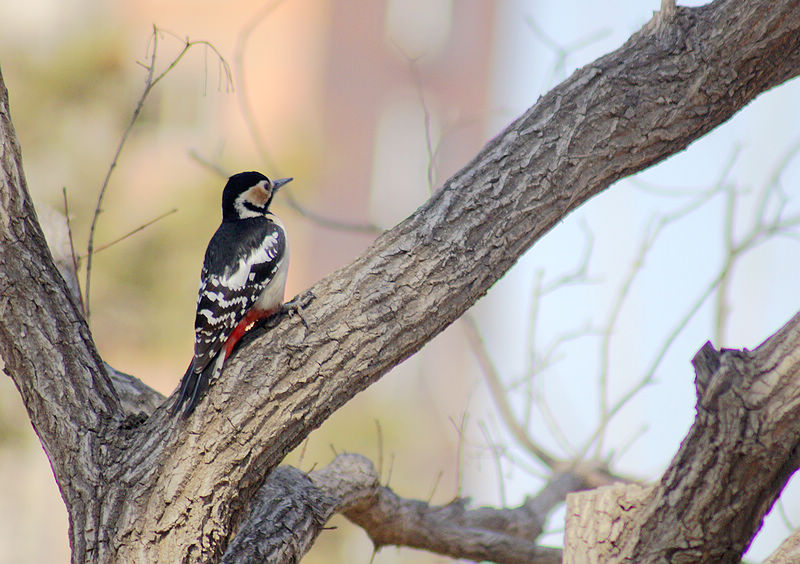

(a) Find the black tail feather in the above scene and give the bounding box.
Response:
[172,359,212,417]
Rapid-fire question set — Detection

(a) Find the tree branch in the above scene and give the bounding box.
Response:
[565,312,800,562]
[623,315,800,562]
[765,527,800,564]
[225,454,567,564]
[0,64,125,560]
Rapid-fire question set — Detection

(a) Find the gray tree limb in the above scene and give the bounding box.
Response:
[225,454,567,564]
[563,314,800,563]
[620,318,800,562]
[1,0,800,561]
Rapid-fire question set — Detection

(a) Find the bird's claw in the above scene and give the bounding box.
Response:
[281,291,314,328]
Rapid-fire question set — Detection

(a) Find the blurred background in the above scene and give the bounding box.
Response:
[0,0,799,562]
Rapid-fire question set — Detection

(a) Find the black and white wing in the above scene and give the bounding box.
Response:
[173,217,286,415]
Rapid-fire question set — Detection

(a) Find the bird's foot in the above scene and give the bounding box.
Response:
[281,290,315,328]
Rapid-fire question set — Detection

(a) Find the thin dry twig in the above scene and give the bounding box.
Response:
[479,421,508,506]
[407,58,439,194]
[593,148,739,457]
[233,0,286,172]
[83,208,178,258]
[584,146,800,458]
[522,222,595,430]
[463,313,557,469]
[61,187,86,317]
[426,469,444,504]
[449,410,470,497]
[524,15,612,85]
[714,177,737,344]
[375,419,384,483]
[84,25,231,320]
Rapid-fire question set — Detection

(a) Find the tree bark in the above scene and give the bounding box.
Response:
[564,315,800,563]
[1,0,800,561]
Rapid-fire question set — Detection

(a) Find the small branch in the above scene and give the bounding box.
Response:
[328,455,563,564]
[463,313,557,468]
[406,58,438,194]
[479,421,508,506]
[714,178,737,344]
[232,3,382,234]
[61,187,86,317]
[524,15,612,84]
[84,26,230,320]
[591,149,739,457]
[283,191,382,234]
[225,454,572,564]
[233,0,287,172]
[83,208,178,257]
[660,0,678,20]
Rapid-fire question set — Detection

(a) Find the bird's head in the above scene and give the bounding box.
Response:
[221,171,293,221]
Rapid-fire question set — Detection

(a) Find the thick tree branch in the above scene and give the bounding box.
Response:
[225,454,567,564]
[564,311,800,562]
[1,0,800,560]
[622,314,800,562]
[0,65,125,560]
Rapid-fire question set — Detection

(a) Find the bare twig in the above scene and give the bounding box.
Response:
[408,61,438,194]
[524,15,612,84]
[479,421,508,506]
[426,470,444,504]
[661,0,678,19]
[188,149,229,178]
[463,313,557,468]
[584,147,800,458]
[449,410,470,496]
[593,148,739,457]
[232,0,286,171]
[778,498,796,530]
[83,208,178,257]
[714,178,737,344]
[375,419,384,483]
[296,437,310,470]
[61,187,86,317]
[523,222,595,430]
[84,26,231,320]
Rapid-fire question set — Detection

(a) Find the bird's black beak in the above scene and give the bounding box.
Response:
[272,177,293,191]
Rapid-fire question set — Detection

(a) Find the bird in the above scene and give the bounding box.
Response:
[173,171,293,416]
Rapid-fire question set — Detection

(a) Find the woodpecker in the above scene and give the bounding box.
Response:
[173,171,292,416]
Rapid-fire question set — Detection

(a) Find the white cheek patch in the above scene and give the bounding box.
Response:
[234,181,272,218]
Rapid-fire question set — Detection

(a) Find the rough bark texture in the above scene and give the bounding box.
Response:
[2,0,800,561]
[764,528,800,564]
[225,454,567,564]
[620,323,800,563]
[563,315,800,563]
[564,483,655,564]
